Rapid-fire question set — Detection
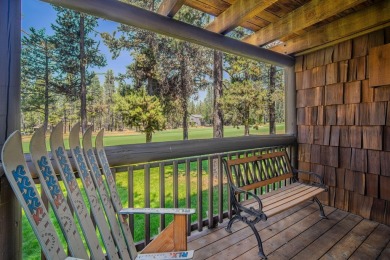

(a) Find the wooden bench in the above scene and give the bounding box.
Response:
[222,151,327,259]
[1,122,195,260]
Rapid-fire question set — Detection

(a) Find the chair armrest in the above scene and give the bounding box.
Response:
[119,208,195,215]
[137,250,194,260]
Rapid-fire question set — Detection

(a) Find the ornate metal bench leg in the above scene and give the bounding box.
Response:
[247,221,267,259]
[313,197,327,219]
[225,215,240,233]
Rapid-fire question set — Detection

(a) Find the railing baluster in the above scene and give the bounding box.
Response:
[227,153,233,219]
[217,155,223,223]
[128,166,135,238]
[144,164,151,245]
[173,160,179,208]
[208,156,214,228]
[185,159,191,235]
[41,187,49,260]
[159,162,165,230]
[197,157,203,231]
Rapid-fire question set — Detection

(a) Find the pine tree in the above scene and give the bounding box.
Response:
[51,7,106,131]
[21,28,55,131]
[103,70,116,131]
[222,81,265,136]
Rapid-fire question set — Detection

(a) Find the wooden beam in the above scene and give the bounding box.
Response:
[157,0,185,18]
[205,0,278,34]
[271,0,390,55]
[243,0,366,46]
[41,0,294,67]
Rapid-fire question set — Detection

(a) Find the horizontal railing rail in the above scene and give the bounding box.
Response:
[0,134,296,178]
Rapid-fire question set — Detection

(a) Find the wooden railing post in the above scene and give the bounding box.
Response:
[0,0,22,259]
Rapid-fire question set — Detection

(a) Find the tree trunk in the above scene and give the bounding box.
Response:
[180,49,189,140]
[44,40,49,132]
[146,131,152,143]
[244,107,250,136]
[244,121,250,136]
[79,14,87,132]
[213,50,223,138]
[63,101,67,134]
[182,94,189,140]
[269,65,276,135]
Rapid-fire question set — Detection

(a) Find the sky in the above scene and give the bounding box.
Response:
[22,0,131,82]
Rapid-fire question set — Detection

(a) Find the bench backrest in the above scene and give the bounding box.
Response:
[223,151,294,193]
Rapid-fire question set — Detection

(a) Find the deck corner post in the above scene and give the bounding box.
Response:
[0,0,22,259]
[284,65,297,167]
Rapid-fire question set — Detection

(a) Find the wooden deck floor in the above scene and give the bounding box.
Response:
[187,201,390,259]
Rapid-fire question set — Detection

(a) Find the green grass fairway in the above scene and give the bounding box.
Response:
[21,124,285,152]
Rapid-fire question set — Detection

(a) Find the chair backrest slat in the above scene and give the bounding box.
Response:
[82,127,133,260]
[95,129,138,258]
[30,127,89,259]
[50,122,106,260]
[1,131,67,260]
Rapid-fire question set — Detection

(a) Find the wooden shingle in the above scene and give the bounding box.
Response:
[362,126,383,150]
[325,83,344,105]
[344,81,362,104]
[366,173,379,198]
[379,175,390,201]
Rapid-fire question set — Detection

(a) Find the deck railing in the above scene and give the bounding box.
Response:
[0,134,297,255]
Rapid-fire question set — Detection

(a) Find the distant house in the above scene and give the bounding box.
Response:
[189,114,204,126]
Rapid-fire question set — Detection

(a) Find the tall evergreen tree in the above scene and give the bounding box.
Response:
[222,81,265,136]
[51,7,106,131]
[102,0,161,95]
[268,65,276,134]
[103,70,116,131]
[213,50,223,138]
[87,75,103,130]
[21,28,55,131]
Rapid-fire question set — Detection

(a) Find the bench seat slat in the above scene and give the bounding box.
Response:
[241,183,306,208]
[261,184,312,202]
[264,187,325,217]
[240,184,325,215]
[262,185,317,207]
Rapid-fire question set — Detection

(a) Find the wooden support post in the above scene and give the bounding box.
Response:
[0,0,22,259]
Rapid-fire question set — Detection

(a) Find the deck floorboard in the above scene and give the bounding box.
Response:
[190,202,390,259]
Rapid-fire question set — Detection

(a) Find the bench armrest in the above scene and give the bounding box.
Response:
[232,187,267,220]
[119,208,195,215]
[293,169,327,190]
